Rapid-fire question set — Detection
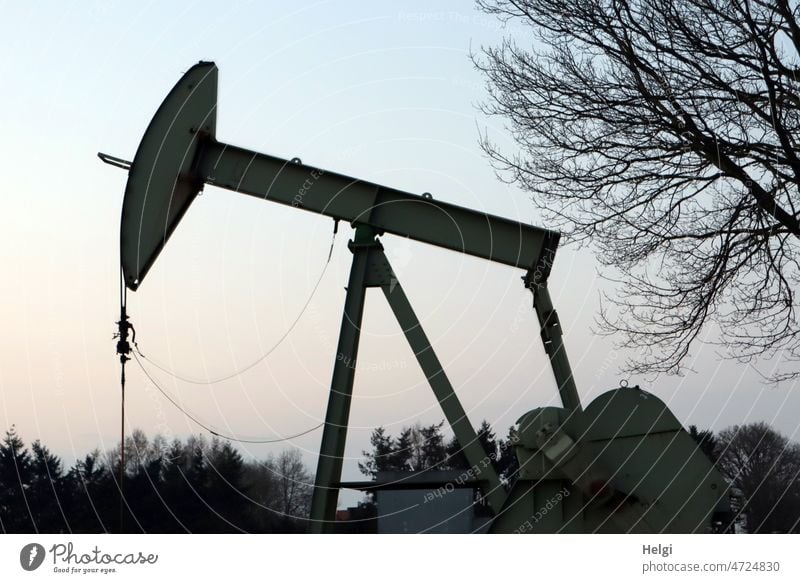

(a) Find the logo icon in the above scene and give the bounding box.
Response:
[20,543,46,571]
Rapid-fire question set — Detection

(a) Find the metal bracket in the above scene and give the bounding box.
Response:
[98,152,132,171]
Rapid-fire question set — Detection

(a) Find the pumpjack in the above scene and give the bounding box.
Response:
[101,61,729,533]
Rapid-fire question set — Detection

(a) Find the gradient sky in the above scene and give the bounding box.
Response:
[1,1,798,504]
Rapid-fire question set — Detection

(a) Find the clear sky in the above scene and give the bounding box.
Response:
[1,1,798,502]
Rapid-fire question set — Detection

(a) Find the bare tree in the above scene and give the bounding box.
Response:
[267,449,313,518]
[716,422,800,532]
[475,0,800,379]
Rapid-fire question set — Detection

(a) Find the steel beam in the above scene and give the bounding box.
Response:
[531,285,581,411]
[377,254,507,515]
[308,227,375,533]
[194,140,558,275]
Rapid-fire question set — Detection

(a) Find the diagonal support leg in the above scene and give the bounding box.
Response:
[377,255,507,515]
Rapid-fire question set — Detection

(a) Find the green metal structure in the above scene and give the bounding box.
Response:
[103,61,729,533]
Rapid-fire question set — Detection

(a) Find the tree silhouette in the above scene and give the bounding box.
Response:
[199,438,249,533]
[362,420,505,479]
[29,440,69,533]
[68,450,114,532]
[0,427,34,533]
[476,0,800,379]
[716,422,800,533]
[266,449,313,520]
[360,422,452,477]
[689,425,719,463]
[392,426,416,472]
[0,426,315,533]
[495,427,520,490]
[446,420,501,474]
[358,427,396,478]
[418,422,448,469]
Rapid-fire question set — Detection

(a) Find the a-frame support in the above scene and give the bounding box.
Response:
[308,226,506,532]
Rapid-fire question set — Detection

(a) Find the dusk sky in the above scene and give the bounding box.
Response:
[1,0,798,502]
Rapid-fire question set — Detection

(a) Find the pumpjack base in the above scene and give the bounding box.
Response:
[489,386,730,533]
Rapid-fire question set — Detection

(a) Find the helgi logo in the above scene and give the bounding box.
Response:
[20,543,46,571]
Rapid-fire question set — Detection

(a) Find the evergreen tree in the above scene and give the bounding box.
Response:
[496,427,520,490]
[67,450,113,533]
[204,438,250,532]
[242,461,284,532]
[0,427,34,532]
[419,422,447,470]
[392,427,415,471]
[476,420,498,463]
[358,427,395,478]
[161,439,193,532]
[446,436,468,470]
[29,440,69,533]
[689,425,719,463]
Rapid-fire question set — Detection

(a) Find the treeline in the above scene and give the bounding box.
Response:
[3,419,797,534]
[358,420,518,485]
[0,427,312,533]
[361,420,800,533]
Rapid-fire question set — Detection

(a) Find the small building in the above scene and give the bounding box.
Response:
[339,469,490,534]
